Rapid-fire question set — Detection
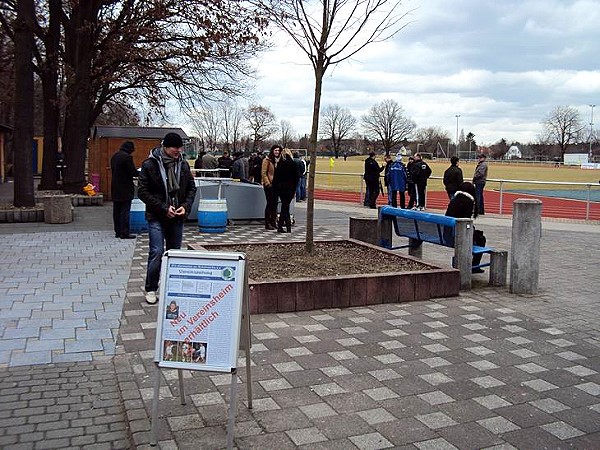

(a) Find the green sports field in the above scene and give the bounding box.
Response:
[312,156,600,193]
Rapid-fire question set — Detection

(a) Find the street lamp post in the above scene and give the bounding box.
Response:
[455,114,460,157]
[589,104,595,161]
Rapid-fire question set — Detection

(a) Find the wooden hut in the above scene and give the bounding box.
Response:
[88,125,190,200]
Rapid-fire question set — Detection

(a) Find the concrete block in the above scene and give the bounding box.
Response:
[349,217,379,246]
[489,250,508,287]
[43,195,73,224]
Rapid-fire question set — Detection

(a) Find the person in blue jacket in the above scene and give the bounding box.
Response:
[386,153,408,208]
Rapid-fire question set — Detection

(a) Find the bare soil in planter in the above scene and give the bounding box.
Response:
[207,240,432,281]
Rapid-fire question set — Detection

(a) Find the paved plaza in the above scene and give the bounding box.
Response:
[1,182,599,449]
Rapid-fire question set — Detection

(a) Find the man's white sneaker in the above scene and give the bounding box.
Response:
[145,291,158,305]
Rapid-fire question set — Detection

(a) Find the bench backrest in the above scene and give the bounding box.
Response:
[379,206,456,247]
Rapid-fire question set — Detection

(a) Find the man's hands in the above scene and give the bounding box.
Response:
[166,206,186,218]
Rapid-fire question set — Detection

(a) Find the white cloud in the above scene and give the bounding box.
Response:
[174,0,600,146]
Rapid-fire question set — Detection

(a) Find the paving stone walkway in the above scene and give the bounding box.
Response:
[1,181,599,449]
[115,212,600,449]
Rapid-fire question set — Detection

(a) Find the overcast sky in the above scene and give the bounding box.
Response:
[248,0,600,146]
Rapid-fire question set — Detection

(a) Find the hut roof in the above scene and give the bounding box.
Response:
[91,125,189,140]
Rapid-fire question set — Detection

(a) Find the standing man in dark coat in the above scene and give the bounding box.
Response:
[472,153,488,215]
[443,156,464,200]
[138,132,197,305]
[110,141,138,239]
[363,151,384,209]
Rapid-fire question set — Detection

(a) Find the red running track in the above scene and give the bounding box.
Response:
[313,189,600,221]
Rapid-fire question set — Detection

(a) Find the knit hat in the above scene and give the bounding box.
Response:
[162,132,184,148]
[120,141,134,153]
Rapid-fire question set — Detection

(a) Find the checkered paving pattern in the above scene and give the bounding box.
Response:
[118,229,600,449]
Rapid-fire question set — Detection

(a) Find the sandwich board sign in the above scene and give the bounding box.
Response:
[151,249,251,449]
[154,249,246,373]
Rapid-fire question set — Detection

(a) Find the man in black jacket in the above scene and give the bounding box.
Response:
[443,156,464,200]
[410,153,432,210]
[363,152,384,209]
[138,132,197,304]
[110,141,138,239]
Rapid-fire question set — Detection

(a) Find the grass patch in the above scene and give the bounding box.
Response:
[311,156,600,192]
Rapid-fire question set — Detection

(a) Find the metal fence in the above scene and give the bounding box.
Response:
[313,171,600,220]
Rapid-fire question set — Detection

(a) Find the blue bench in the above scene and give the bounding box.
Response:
[377,206,507,288]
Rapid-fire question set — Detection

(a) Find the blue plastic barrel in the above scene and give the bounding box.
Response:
[129,198,148,233]
[198,199,228,233]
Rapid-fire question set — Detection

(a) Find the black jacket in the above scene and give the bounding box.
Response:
[443,165,464,194]
[138,148,197,222]
[273,155,299,196]
[363,156,383,183]
[110,149,138,201]
[410,160,432,185]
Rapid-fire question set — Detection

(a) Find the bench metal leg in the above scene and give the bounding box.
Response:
[489,250,508,287]
[408,238,422,258]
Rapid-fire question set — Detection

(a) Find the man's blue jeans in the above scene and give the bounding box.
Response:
[145,219,184,292]
[296,176,306,201]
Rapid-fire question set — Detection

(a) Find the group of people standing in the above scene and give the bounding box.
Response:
[363,152,432,210]
[364,150,488,217]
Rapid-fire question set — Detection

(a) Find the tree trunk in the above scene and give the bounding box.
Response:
[61,2,96,194]
[37,0,62,191]
[12,0,35,207]
[305,67,324,255]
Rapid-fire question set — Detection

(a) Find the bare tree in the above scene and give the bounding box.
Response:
[320,104,356,158]
[262,0,411,253]
[541,106,585,159]
[414,126,451,157]
[362,99,416,155]
[246,104,278,151]
[2,1,270,193]
[191,107,222,153]
[280,119,296,148]
[488,138,509,159]
[221,101,245,153]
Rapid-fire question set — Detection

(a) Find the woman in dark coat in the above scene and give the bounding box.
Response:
[445,181,478,219]
[261,145,281,230]
[273,148,299,233]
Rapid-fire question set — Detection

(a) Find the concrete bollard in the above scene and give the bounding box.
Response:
[43,195,73,224]
[510,199,542,294]
[454,219,473,290]
[489,250,508,287]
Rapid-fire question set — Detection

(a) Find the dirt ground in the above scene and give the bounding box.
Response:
[209,240,432,281]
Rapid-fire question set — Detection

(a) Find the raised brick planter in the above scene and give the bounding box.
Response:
[0,206,45,223]
[71,194,104,206]
[190,239,460,314]
[36,193,104,206]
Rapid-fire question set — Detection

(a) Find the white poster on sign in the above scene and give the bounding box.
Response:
[154,249,246,372]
